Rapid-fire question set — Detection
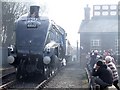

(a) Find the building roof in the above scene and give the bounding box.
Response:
[79,16,118,33]
[79,5,119,33]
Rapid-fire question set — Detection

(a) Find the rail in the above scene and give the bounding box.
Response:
[0,65,65,89]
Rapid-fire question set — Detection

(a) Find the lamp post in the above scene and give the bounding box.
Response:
[80,45,83,67]
[77,40,78,61]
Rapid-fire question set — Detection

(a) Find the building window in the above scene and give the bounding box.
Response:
[94,11,100,16]
[102,5,109,10]
[110,11,116,15]
[94,5,101,10]
[91,39,100,46]
[110,5,117,10]
[102,11,109,16]
[115,39,118,53]
[90,39,101,51]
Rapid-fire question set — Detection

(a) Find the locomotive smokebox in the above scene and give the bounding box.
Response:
[30,6,40,18]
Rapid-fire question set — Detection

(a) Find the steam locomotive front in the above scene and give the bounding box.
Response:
[16,17,49,58]
[12,6,50,78]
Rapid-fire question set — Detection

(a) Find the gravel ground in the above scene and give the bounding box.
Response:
[44,60,88,89]
[43,55,120,89]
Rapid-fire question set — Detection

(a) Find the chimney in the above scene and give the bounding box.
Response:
[30,6,40,18]
[84,5,90,21]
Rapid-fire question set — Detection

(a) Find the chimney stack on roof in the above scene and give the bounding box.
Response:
[84,5,90,21]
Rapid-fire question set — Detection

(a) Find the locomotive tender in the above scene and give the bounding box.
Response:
[7,6,66,80]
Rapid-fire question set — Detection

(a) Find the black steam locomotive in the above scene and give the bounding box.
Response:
[7,6,66,80]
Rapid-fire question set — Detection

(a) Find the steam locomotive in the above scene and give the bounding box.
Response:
[7,6,66,80]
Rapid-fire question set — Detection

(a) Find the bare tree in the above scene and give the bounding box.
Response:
[1,1,47,47]
[2,2,28,47]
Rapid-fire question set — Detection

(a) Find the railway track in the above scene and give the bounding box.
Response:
[0,73,54,90]
[0,67,64,90]
[1,72,16,85]
[0,67,16,89]
[0,80,16,90]
[0,72,16,90]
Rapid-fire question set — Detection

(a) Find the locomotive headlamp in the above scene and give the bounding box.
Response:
[43,56,51,64]
[7,56,15,64]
